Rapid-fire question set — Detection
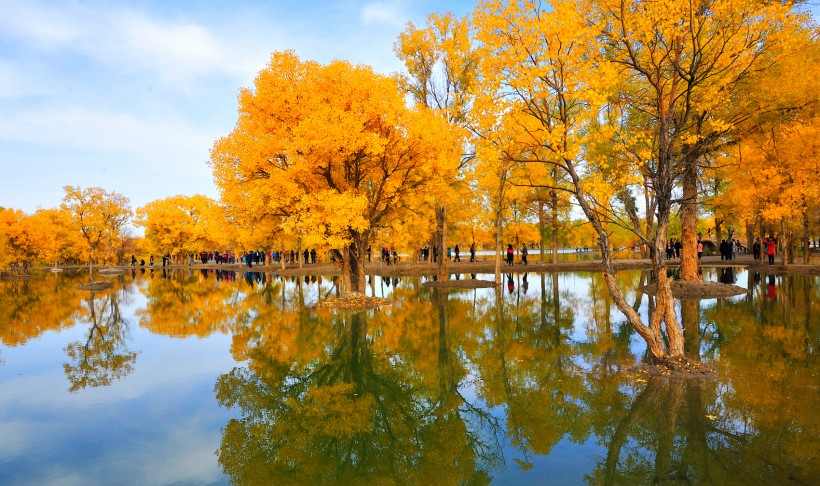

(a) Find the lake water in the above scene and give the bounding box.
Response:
[0,267,817,485]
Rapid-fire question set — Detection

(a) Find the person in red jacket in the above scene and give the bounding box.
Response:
[766,237,776,265]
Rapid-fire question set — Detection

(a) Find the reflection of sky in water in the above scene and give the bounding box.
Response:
[0,278,237,485]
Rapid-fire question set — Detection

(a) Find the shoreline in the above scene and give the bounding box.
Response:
[33,253,820,278]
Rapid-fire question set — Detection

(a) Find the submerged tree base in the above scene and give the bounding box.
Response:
[639,280,747,299]
[422,279,496,289]
[318,292,392,310]
[631,356,716,380]
[77,281,113,291]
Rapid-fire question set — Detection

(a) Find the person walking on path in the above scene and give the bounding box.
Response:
[454,244,461,262]
[470,243,476,262]
[506,244,514,266]
[753,238,761,260]
[520,245,528,265]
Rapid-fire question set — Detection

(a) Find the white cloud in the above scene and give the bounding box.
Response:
[0,1,261,83]
[0,107,213,168]
[0,1,85,49]
[361,2,406,27]
[92,11,251,83]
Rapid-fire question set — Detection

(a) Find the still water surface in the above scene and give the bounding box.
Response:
[0,267,817,485]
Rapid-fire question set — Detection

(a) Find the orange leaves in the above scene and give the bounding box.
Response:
[211,51,459,257]
[281,190,370,250]
[61,185,131,250]
[135,194,223,255]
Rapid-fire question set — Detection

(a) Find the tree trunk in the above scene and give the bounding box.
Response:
[349,236,365,294]
[680,157,699,281]
[650,224,685,358]
[435,204,448,281]
[551,189,559,264]
[88,246,96,282]
[802,201,810,264]
[566,163,682,360]
[336,238,366,295]
[642,183,655,259]
[494,232,502,286]
[538,200,545,263]
[745,219,754,252]
[337,248,352,293]
[781,218,789,267]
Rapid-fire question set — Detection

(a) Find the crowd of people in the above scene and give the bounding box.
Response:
[127,235,783,269]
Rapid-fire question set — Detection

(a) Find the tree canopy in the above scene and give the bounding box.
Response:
[210,51,459,292]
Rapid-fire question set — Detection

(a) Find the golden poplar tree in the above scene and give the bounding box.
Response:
[135,194,224,262]
[210,51,458,293]
[395,12,476,280]
[472,0,804,361]
[60,186,132,282]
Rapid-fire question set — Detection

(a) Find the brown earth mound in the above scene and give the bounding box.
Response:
[630,356,716,380]
[639,280,748,299]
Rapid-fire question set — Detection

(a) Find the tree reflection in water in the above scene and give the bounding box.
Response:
[63,290,137,392]
[591,276,819,485]
[214,303,502,485]
[41,268,807,484]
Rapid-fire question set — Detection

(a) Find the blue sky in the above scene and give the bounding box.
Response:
[1,1,817,216]
[0,0,474,214]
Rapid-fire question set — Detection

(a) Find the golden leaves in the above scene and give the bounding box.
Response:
[211,51,460,256]
[135,194,223,255]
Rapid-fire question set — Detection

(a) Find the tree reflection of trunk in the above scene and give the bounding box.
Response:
[681,299,701,362]
[654,380,685,482]
[604,377,687,486]
[540,273,547,333]
[433,288,455,399]
[679,379,710,483]
[633,271,650,312]
[805,278,811,333]
[495,282,533,467]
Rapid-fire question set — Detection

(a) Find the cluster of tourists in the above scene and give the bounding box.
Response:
[130,254,170,267]
[190,249,322,267]
[718,239,745,260]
